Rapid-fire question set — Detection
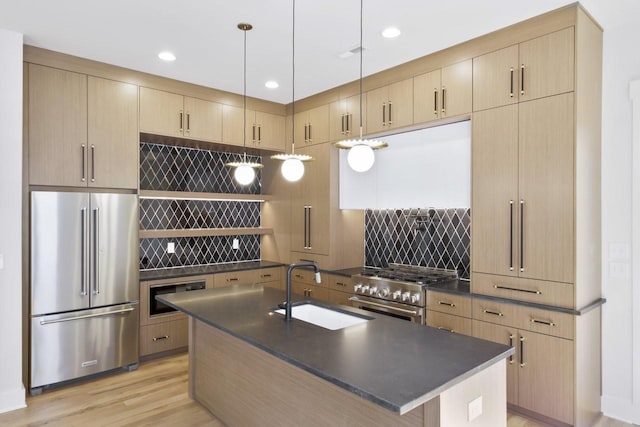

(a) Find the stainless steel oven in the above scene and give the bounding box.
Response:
[149,280,206,317]
[349,295,424,323]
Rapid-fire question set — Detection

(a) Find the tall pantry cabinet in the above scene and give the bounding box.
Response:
[471,9,602,426]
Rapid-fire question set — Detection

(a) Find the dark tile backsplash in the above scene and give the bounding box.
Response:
[139,141,263,270]
[364,208,471,279]
[140,199,261,230]
[139,142,262,194]
[140,235,261,270]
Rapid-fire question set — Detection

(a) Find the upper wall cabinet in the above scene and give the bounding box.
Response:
[28,64,138,189]
[366,78,413,134]
[294,104,330,145]
[222,105,285,152]
[414,60,472,124]
[139,87,223,143]
[329,94,366,142]
[473,28,574,111]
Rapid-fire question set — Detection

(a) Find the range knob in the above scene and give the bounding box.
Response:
[378,288,390,298]
[411,293,421,304]
[402,292,410,302]
[369,286,378,296]
[392,291,402,300]
[361,285,370,294]
[354,284,362,292]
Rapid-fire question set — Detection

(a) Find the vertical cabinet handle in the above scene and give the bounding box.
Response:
[308,123,312,142]
[186,113,191,132]
[252,125,256,143]
[81,144,86,182]
[509,200,514,271]
[382,103,386,126]
[179,111,183,132]
[304,124,309,142]
[92,208,100,295]
[307,205,312,250]
[520,199,524,272]
[303,206,308,249]
[80,207,87,296]
[90,145,96,182]
[520,64,525,95]
[510,67,514,98]
[433,89,438,116]
[441,87,446,114]
[519,335,526,367]
[258,125,261,143]
[508,334,514,364]
[388,101,393,124]
[346,113,351,134]
[341,114,345,134]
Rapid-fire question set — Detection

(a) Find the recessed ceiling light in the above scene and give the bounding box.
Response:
[265,80,279,89]
[158,51,176,61]
[381,27,401,39]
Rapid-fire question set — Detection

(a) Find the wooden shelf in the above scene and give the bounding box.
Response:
[139,190,273,202]
[139,228,273,239]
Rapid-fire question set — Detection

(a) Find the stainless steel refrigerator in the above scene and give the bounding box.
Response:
[30,191,139,392]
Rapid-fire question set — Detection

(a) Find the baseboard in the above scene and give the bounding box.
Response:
[601,395,640,424]
[0,385,26,414]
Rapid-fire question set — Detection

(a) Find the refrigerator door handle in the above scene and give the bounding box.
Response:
[39,307,135,325]
[92,207,100,295]
[80,207,87,296]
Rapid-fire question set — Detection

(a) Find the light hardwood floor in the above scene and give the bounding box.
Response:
[0,353,635,427]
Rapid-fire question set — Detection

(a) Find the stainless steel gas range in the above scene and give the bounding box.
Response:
[349,264,459,324]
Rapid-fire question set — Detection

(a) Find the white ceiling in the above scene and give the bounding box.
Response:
[0,0,636,104]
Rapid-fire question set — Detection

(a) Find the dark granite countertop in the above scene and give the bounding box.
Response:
[158,284,513,415]
[139,260,284,281]
[327,267,362,277]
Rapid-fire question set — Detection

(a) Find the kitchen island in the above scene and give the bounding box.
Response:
[158,284,513,427]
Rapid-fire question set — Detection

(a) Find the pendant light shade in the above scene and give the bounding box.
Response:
[270,0,313,181]
[334,0,387,172]
[226,23,264,185]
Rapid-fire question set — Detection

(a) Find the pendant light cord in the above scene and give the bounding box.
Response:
[243,26,247,162]
[291,0,296,154]
[359,0,364,139]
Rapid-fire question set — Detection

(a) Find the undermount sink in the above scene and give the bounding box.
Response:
[274,303,371,330]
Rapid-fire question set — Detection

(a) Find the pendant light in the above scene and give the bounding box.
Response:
[270,0,313,182]
[335,0,388,172]
[226,23,264,185]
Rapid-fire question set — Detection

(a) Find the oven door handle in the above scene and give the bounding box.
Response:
[348,297,420,316]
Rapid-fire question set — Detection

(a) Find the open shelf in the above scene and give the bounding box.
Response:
[139,190,273,202]
[139,228,273,239]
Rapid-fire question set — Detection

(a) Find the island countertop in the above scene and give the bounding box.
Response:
[158,284,513,415]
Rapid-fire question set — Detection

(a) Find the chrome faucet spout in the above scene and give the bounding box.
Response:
[285,262,321,321]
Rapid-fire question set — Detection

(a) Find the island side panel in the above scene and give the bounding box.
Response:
[190,319,433,427]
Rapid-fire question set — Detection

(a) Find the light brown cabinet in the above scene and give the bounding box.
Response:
[473,28,574,111]
[426,290,472,335]
[294,105,330,145]
[472,93,574,284]
[222,105,285,151]
[365,78,413,134]
[329,94,365,142]
[28,64,137,189]
[140,87,223,143]
[414,60,472,124]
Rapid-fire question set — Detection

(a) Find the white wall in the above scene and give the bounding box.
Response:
[0,28,25,413]
[600,23,640,424]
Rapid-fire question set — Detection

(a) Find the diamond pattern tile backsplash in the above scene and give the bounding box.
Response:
[140,142,262,194]
[140,199,261,230]
[365,208,471,279]
[140,235,261,270]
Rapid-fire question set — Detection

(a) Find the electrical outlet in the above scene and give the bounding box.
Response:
[232,238,240,250]
[468,395,483,421]
[167,242,175,254]
[609,261,630,279]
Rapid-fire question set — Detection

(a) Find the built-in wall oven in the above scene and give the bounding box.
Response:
[350,264,459,325]
[147,280,206,318]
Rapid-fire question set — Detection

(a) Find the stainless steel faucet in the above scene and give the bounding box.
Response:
[284,262,321,321]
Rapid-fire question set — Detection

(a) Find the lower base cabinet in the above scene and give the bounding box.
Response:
[472,318,574,425]
[140,318,188,357]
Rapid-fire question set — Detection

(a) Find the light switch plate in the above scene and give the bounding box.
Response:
[609,242,630,260]
[0,253,4,270]
[232,238,240,250]
[468,395,483,421]
[167,242,175,254]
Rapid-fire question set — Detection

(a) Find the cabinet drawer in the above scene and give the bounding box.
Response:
[140,319,188,356]
[214,270,258,287]
[261,280,282,290]
[329,275,354,292]
[516,305,574,340]
[473,298,519,328]
[427,311,472,336]
[290,269,323,286]
[472,272,574,308]
[328,289,352,307]
[256,267,281,283]
[291,282,328,301]
[426,290,472,318]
